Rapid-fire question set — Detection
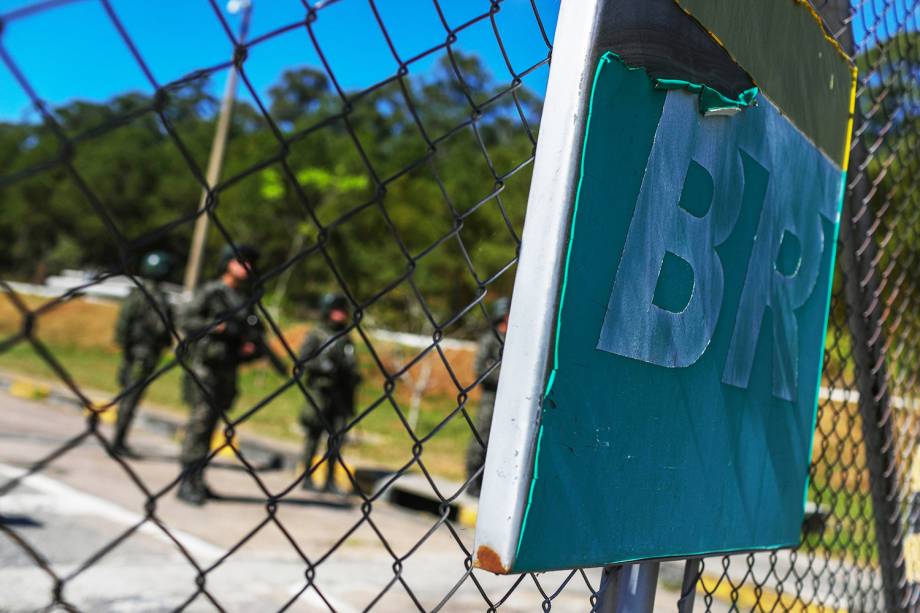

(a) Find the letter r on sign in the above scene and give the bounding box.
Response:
[597,94,743,368]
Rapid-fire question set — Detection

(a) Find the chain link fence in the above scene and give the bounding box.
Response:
[0,0,917,611]
[696,1,920,611]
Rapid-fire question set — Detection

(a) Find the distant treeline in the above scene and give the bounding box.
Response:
[0,52,541,333]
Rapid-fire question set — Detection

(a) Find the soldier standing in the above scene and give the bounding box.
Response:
[465,298,509,497]
[298,293,361,494]
[113,251,175,457]
[176,244,284,505]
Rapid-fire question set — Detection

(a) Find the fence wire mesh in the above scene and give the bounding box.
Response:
[697,1,920,611]
[0,0,917,611]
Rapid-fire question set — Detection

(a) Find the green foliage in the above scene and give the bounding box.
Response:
[45,236,83,274]
[855,32,920,341]
[0,53,538,334]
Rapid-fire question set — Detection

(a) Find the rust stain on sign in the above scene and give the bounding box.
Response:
[474,545,509,574]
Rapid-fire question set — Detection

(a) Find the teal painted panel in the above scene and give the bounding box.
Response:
[512,53,844,572]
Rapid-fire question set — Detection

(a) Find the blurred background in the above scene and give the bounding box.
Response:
[0,0,918,611]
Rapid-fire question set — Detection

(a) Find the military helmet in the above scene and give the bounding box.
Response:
[319,292,349,320]
[490,297,510,323]
[218,243,260,271]
[140,251,172,281]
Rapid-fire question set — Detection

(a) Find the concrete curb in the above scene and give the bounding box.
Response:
[0,370,296,469]
[374,473,478,528]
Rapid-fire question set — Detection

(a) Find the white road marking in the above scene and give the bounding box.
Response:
[0,463,223,561]
[0,463,354,612]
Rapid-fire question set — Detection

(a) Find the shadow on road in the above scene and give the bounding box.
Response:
[207,492,353,509]
[126,451,284,474]
[0,514,43,528]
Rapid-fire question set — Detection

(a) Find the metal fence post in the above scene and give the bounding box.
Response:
[597,562,660,613]
[814,1,912,609]
[677,558,700,612]
[182,0,253,293]
[839,141,910,612]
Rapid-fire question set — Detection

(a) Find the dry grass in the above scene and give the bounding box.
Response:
[1,293,121,352]
[0,291,481,481]
[0,292,479,393]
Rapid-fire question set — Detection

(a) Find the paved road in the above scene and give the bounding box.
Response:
[0,390,711,612]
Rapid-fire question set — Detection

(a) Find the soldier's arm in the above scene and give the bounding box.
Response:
[179,286,215,336]
[477,334,502,389]
[114,290,141,348]
[300,332,335,379]
[160,300,176,346]
[239,314,266,360]
[240,313,287,375]
[298,332,320,360]
[341,341,362,386]
[151,293,175,348]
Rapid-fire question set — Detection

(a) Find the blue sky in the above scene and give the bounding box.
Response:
[0,0,908,123]
[851,0,917,48]
[0,0,560,121]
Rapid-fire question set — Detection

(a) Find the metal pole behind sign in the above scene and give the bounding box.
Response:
[597,562,660,613]
[182,1,253,293]
[813,0,912,609]
[677,558,700,612]
[838,141,910,612]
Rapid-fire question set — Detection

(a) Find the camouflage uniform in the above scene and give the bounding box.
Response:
[465,328,504,496]
[113,279,173,453]
[298,321,361,492]
[177,278,268,500]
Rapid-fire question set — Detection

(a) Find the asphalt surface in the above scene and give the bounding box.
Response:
[0,390,709,612]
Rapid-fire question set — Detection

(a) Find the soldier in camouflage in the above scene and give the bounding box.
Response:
[298,293,361,494]
[176,244,284,505]
[465,297,509,497]
[113,251,175,457]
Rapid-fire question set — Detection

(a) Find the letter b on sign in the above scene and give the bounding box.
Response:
[597,94,743,368]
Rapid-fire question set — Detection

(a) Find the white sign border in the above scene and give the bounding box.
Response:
[473,0,606,574]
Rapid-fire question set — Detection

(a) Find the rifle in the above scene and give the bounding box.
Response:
[241,313,288,376]
[214,287,288,377]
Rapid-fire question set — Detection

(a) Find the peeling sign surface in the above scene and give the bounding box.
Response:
[473,0,855,574]
[514,53,845,572]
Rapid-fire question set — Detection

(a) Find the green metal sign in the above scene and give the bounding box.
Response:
[474,0,856,574]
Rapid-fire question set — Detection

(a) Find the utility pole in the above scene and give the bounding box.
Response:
[183,0,253,293]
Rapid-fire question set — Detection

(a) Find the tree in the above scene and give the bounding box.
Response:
[0,51,540,335]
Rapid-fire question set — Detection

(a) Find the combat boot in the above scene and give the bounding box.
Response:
[111,427,132,458]
[321,461,343,495]
[176,466,207,506]
[323,482,344,496]
[112,442,140,459]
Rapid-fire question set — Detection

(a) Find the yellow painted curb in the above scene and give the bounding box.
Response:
[211,429,240,458]
[905,533,920,582]
[457,503,477,528]
[84,406,117,425]
[298,456,355,491]
[910,445,920,493]
[10,379,51,400]
[699,573,847,613]
[81,396,116,424]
